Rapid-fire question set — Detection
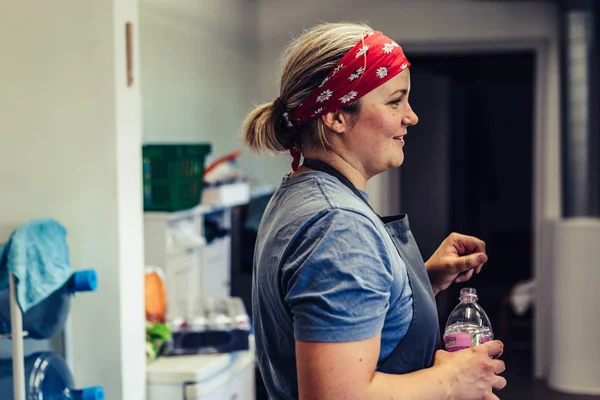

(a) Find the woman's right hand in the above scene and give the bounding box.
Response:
[434,340,507,400]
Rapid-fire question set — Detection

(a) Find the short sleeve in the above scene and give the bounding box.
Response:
[282,209,394,343]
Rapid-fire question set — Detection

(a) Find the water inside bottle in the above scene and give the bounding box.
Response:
[443,323,493,352]
[443,287,493,352]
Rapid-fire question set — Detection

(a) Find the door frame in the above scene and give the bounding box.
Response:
[385,39,554,380]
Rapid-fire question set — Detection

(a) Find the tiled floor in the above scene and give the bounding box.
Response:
[500,351,600,400]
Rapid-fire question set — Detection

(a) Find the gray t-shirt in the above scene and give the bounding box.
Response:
[252,171,414,400]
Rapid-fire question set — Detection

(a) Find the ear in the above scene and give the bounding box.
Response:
[321,109,349,134]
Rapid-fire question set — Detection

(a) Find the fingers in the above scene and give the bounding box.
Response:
[451,232,486,254]
[480,340,504,358]
[469,235,486,253]
[455,269,474,283]
[492,359,506,375]
[491,359,507,392]
[492,375,507,391]
[454,252,488,274]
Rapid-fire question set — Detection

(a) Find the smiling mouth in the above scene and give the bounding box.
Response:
[393,136,405,141]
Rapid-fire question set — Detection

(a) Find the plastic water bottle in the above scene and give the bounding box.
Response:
[443,287,493,352]
[0,352,104,400]
[0,270,98,339]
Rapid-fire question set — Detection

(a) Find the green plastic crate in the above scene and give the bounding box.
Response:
[142,144,212,212]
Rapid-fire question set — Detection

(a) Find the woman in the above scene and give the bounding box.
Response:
[242,22,506,400]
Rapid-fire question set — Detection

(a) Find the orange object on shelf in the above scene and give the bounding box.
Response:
[145,266,167,323]
[204,150,242,176]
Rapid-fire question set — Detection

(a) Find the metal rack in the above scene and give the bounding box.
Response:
[0,267,102,400]
[5,272,25,400]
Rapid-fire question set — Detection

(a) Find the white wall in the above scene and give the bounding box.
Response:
[0,1,145,399]
[138,0,263,183]
[255,0,561,378]
[114,1,146,399]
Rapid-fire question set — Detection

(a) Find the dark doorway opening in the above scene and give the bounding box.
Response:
[401,52,535,355]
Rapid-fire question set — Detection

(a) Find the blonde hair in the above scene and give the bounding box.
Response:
[241,22,372,154]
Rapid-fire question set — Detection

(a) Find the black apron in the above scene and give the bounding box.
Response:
[303,159,441,374]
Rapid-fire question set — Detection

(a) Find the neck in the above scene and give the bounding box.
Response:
[300,150,368,191]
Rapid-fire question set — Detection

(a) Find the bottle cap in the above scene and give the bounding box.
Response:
[459,287,478,299]
[78,386,104,400]
[70,270,98,292]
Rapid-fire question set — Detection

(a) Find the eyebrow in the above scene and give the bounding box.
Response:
[388,88,408,98]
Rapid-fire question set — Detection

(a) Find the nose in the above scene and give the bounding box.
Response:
[402,104,418,127]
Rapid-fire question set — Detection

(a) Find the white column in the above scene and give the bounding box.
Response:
[0,1,145,399]
[548,218,600,395]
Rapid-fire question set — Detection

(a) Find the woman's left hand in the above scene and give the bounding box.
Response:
[425,233,488,295]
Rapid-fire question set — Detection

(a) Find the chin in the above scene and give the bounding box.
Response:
[391,154,405,168]
[373,153,405,176]
[397,150,405,166]
[382,158,404,173]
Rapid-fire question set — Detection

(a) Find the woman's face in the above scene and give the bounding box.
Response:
[342,69,418,179]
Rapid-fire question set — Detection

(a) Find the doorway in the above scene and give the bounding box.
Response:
[400,52,535,353]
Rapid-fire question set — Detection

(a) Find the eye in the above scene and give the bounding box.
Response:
[389,97,403,106]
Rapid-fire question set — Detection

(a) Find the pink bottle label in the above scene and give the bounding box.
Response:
[444,332,491,352]
[444,333,473,352]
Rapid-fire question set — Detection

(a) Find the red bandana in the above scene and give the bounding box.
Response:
[289,31,411,126]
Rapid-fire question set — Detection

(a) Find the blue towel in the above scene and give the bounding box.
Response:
[0,219,73,313]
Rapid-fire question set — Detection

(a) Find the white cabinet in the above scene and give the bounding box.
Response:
[202,235,232,301]
[186,361,254,400]
[144,205,233,318]
[147,348,256,400]
[165,247,203,317]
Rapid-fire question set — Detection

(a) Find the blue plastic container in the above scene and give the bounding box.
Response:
[0,352,104,400]
[0,270,98,339]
